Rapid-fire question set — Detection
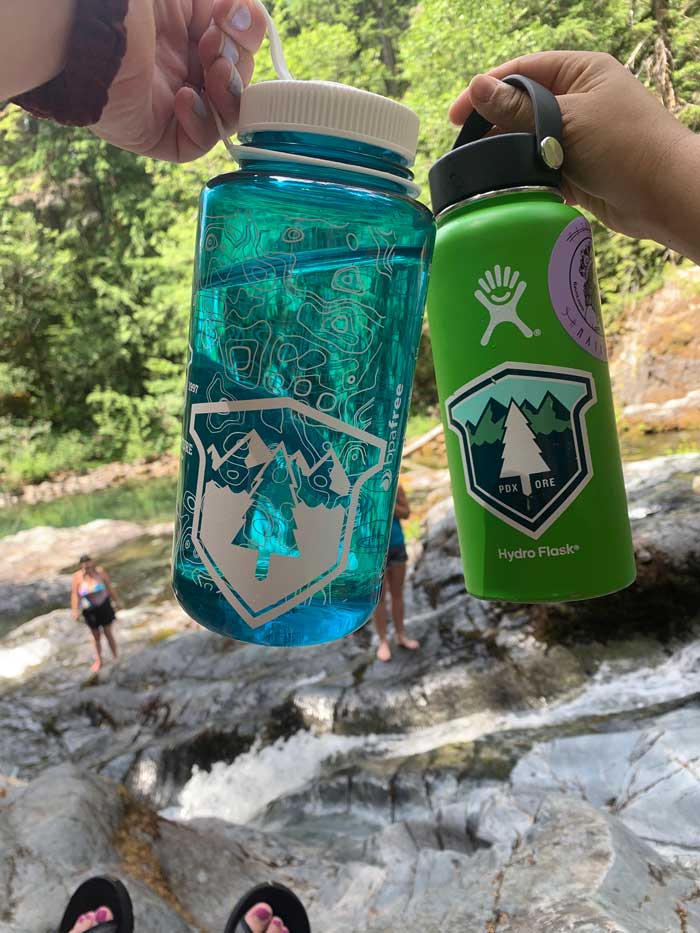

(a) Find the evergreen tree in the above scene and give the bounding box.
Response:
[500,401,550,496]
[233,447,301,578]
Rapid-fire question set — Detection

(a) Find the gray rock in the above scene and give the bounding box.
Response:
[0,520,166,584]
[0,575,71,637]
[2,766,699,932]
[512,706,700,861]
[2,454,700,933]
[490,794,700,933]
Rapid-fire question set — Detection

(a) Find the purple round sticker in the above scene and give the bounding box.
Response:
[548,217,607,361]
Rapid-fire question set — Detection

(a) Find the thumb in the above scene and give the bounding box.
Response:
[454,74,536,133]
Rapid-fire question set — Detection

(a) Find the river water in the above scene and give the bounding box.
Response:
[0,475,177,539]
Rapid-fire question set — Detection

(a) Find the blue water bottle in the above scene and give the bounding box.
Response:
[173,79,435,645]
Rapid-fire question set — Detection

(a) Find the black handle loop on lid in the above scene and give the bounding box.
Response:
[453,74,564,169]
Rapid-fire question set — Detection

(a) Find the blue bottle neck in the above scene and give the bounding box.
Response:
[234,130,415,195]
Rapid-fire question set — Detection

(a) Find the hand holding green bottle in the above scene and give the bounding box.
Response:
[428,74,636,602]
[450,51,700,264]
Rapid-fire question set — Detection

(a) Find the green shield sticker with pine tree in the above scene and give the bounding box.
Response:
[446,362,597,539]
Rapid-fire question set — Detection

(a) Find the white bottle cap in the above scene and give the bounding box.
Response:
[238,80,420,164]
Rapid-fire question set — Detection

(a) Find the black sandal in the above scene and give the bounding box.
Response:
[224,882,311,933]
[59,875,134,933]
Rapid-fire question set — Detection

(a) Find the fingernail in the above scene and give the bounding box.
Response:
[229,2,252,31]
[222,36,239,66]
[229,65,244,96]
[470,74,499,104]
[192,93,207,118]
[254,906,272,921]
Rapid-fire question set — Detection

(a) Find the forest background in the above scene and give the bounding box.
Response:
[1,0,699,490]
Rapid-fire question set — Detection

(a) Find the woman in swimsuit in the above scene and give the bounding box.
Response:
[374,483,420,663]
[71,555,121,674]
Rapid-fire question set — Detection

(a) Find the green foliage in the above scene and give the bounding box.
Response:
[1,0,698,487]
[592,220,670,323]
[0,419,97,489]
[411,326,439,415]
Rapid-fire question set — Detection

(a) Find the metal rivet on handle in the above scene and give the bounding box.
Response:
[540,136,564,169]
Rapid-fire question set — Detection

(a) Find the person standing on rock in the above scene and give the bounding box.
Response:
[375,483,420,662]
[71,555,121,674]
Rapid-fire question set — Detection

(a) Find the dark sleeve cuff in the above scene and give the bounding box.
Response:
[11,0,130,127]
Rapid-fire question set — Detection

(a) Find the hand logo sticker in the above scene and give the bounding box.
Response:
[474,265,534,346]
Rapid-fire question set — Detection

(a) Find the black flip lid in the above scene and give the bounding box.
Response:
[429,74,564,217]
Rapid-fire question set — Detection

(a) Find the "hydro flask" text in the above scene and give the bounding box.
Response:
[498,543,581,561]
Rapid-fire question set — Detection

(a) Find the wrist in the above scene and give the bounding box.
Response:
[645,128,700,262]
[0,0,77,99]
[11,0,129,126]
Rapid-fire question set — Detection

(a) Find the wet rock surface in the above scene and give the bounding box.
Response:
[1,453,700,931]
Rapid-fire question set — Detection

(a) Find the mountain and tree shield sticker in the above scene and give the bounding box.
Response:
[189,398,385,626]
[446,362,597,539]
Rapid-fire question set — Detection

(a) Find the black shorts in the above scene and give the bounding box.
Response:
[83,599,116,630]
[387,544,408,565]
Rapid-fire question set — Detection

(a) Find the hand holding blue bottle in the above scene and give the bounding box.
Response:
[172,25,435,645]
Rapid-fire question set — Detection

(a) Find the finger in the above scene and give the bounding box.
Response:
[200,22,255,84]
[173,87,220,162]
[214,0,267,54]
[199,23,226,71]
[189,0,217,40]
[188,38,205,90]
[450,74,537,134]
[203,51,253,135]
[449,51,589,124]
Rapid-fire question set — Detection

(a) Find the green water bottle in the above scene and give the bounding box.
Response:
[427,75,636,602]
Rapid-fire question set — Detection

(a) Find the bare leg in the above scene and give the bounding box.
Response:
[89,628,103,673]
[103,623,118,660]
[374,578,392,662]
[388,562,418,650]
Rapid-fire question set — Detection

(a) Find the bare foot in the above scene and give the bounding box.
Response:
[376,640,392,662]
[244,902,290,933]
[90,659,102,674]
[69,906,113,932]
[397,636,419,651]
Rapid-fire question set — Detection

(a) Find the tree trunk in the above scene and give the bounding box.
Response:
[650,0,677,110]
